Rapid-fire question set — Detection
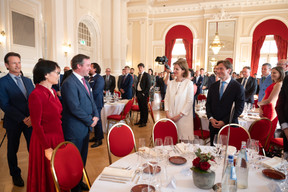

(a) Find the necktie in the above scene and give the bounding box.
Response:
[261,76,266,83]
[242,78,247,88]
[81,78,90,96]
[15,76,27,99]
[219,81,226,99]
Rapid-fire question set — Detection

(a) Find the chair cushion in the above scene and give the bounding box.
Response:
[107,115,124,120]
[131,105,139,111]
[154,120,178,145]
[270,138,283,147]
[194,130,210,139]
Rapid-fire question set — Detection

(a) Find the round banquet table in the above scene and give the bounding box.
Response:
[101,99,128,133]
[90,145,276,192]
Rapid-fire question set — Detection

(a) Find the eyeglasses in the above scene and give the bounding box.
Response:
[53,71,60,75]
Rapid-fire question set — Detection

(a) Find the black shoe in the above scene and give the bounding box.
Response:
[12,175,24,187]
[91,140,102,148]
[139,123,146,127]
[134,122,141,125]
[80,181,89,191]
[89,137,96,142]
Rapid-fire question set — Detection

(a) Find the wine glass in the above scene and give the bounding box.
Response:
[164,136,173,153]
[213,135,221,157]
[219,135,228,159]
[247,139,258,169]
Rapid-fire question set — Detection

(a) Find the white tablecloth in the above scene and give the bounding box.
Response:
[196,110,260,131]
[101,100,128,133]
[90,146,274,192]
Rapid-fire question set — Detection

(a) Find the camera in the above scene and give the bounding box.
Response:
[155,56,170,70]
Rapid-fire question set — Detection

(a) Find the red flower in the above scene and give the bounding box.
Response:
[199,162,211,171]
[192,157,201,167]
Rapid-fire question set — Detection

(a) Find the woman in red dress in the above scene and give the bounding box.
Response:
[258,66,285,133]
[27,60,64,192]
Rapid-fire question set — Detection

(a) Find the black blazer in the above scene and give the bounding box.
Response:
[136,72,151,96]
[206,79,245,125]
[237,77,257,103]
[103,75,116,93]
[90,74,105,109]
[276,76,288,126]
[193,75,204,95]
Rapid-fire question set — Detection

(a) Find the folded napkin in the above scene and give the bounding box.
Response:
[101,167,134,178]
[139,147,157,157]
[261,157,282,168]
[175,143,189,154]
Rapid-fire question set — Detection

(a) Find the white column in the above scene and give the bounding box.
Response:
[140,19,147,64]
[102,0,112,73]
[112,0,121,74]
[121,0,128,67]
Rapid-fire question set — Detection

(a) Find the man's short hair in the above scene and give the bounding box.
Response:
[217,60,233,74]
[262,63,271,69]
[137,63,145,68]
[243,66,251,70]
[33,60,59,84]
[200,68,204,71]
[4,52,21,64]
[124,66,130,69]
[91,63,101,74]
[71,54,90,70]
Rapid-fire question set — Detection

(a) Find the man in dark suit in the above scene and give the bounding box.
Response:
[0,52,34,187]
[206,60,245,146]
[276,75,288,152]
[193,69,204,101]
[207,66,219,89]
[130,67,138,97]
[103,67,116,94]
[134,63,151,127]
[61,54,99,192]
[236,66,257,104]
[52,66,64,100]
[120,66,133,99]
[117,68,125,91]
[89,63,104,148]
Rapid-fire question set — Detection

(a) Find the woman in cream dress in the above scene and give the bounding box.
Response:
[164,58,194,140]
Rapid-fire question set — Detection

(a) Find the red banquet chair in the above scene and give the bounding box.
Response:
[107,98,134,130]
[107,123,137,164]
[197,94,207,101]
[218,124,251,150]
[152,118,178,146]
[51,141,91,192]
[248,117,272,154]
[148,102,156,124]
[194,113,210,144]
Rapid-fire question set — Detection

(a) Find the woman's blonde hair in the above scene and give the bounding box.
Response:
[173,58,189,78]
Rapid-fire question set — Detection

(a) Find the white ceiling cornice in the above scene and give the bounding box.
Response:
[127,0,288,14]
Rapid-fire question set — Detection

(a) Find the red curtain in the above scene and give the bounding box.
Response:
[251,36,266,75]
[274,35,288,60]
[183,39,193,68]
[165,39,176,67]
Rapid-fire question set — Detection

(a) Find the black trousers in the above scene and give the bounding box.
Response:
[6,123,32,177]
[209,123,220,146]
[136,92,148,124]
[93,107,103,141]
[283,130,288,152]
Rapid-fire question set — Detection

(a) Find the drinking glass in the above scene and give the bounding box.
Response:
[213,135,221,157]
[219,135,228,159]
[164,136,173,153]
[247,139,259,169]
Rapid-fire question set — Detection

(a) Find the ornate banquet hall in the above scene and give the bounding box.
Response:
[0,0,288,192]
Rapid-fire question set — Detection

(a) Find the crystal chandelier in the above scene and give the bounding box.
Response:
[209,22,224,55]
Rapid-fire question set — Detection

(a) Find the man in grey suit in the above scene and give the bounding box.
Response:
[61,54,99,192]
[258,63,273,102]
[277,59,288,76]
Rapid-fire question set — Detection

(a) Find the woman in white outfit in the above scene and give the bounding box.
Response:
[164,58,194,140]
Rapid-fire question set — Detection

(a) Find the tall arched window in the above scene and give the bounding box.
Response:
[165,25,193,68]
[78,22,91,47]
[171,39,186,70]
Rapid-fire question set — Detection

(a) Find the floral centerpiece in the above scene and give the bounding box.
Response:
[191,148,216,189]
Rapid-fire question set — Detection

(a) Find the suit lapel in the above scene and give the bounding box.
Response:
[221,79,234,100]
[71,74,92,99]
[6,75,27,100]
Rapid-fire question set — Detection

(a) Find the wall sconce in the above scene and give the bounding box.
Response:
[63,43,71,56]
[0,31,6,45]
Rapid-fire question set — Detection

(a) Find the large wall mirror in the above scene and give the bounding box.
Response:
[206,20,236,72]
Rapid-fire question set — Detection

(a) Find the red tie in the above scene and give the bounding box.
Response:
[81,78,90,96]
